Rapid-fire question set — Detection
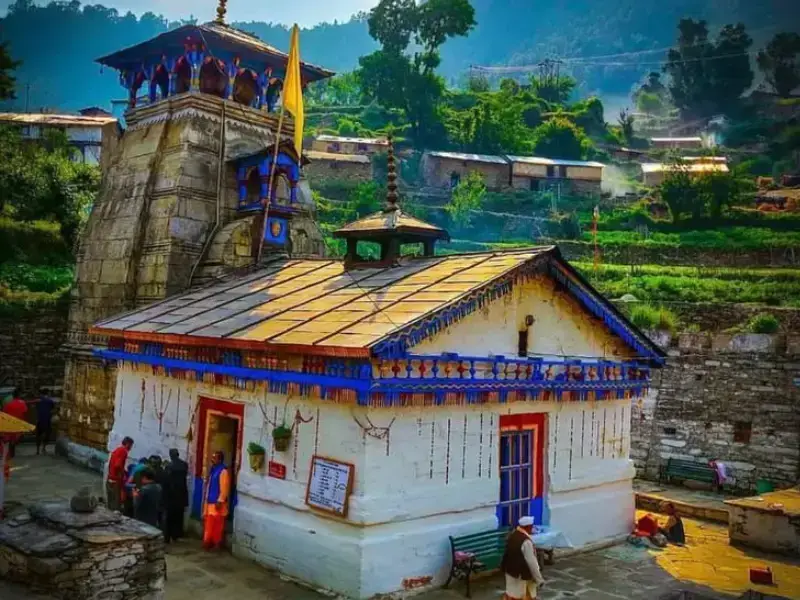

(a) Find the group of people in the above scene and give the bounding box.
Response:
[106,437,231,550]
[107,437,190,543]
[2,387,58,457]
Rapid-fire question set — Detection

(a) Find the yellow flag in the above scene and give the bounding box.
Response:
[282,24,304,158]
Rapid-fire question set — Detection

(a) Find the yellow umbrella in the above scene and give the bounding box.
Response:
[0,412,34,434]
[0,412,33,514]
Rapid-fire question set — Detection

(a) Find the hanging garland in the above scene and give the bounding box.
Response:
[138,378,146,431]
[153,384,173,434]
[352,413,396,456]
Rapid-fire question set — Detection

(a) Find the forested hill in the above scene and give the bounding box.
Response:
[1,0,798,111]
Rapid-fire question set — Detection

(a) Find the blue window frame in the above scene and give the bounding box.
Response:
[497,430,543,527]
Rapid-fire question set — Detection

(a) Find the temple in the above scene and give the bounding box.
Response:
[61,5,333,452]
[89,133,665,598]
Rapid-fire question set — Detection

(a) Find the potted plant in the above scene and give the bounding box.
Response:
[247,442,266,472]
[272,424,293,452]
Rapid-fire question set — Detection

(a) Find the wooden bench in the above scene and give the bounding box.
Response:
[444,528,553,597]
[660,458,717,487]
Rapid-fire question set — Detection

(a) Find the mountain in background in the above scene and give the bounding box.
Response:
[1,0,798,112]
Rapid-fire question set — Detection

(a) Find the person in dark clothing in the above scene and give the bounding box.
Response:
[149,455,169,534]
[32,389,56,455]
[164,448,189,543]
[659,502,686,545]
[133,468,163,528]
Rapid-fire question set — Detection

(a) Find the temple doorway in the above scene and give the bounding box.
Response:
[497,413,546,528]
[192,397,243,523]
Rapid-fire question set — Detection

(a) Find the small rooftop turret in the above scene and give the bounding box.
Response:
[334,133,449,266]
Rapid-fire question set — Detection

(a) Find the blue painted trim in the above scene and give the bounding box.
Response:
[371,378,647,395]
[191,475,204,520]
[94,349,372,392]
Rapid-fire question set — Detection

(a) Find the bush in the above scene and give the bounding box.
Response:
[0,217,73,264]
[628,305,678,333]
[747,313,780,334]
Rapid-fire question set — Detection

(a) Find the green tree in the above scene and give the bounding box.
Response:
[0,42,21,100]
[617,109,635,144]
[467,73,490,93]
[350,181,383,217]
[446,170,486,228]
[0,126,99,250]
[659,164,698,222]
[357,0,476,147]
[529,73,576,105]
[757,32,800,98]
[665,19,753,119]
[306,72,363,107]
[530,117,589,160]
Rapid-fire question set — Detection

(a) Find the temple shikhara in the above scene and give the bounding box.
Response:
[59,4,665,598]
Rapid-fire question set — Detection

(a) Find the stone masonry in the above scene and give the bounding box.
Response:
[61,92,323,451]
[0,502,165,600]
[632,332,800,492]
[0,303,67,397]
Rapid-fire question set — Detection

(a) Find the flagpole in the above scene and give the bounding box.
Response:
[256,104,286,264]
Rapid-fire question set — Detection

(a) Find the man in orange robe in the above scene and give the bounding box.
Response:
[202,450,230,550]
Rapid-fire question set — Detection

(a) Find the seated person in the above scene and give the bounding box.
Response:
[658,502,685,545]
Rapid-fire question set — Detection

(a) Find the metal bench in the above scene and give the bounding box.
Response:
[660,458,716,487]
[444,528,553,597]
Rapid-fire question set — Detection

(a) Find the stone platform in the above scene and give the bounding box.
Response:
[0,501,165,600]
[635,479,734,524]
[727,488,800,556]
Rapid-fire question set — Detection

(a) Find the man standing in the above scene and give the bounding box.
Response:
[133,468,163,528]
[500,516,545,600]
[32,388,56,455]
[107,436,134,511]
[165,448,189,543]
[202,450,230,551]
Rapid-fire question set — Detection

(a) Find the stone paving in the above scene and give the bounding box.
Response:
[3,445,800,600]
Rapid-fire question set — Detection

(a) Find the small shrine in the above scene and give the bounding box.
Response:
[89,148,665,596]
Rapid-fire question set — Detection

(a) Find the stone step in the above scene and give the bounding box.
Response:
[635,491,730,524]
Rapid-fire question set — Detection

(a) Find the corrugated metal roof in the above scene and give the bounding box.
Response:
[93,250,552,350]
[507,155,605,168]
[316,135,389,145]
[0,412,34,434]
[641,163,729,174]
[306,150,371,164]
[424,151,509,165]
[0,113,118,127]
[650,137,703,143]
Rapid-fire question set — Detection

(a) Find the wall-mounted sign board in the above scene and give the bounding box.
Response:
[305,455,354,518]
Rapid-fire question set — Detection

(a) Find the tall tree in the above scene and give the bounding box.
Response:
[530,117,589,160]
[633,72,669,115]
[665,19,753,119]
[0,42,21,100]
[757,32,800,97]
[357,0,475,146]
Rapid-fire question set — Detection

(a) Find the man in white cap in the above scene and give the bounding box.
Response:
[500,515,545,599]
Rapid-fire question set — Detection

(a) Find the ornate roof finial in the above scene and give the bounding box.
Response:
[215,0,228,24]
[384,131,399,213]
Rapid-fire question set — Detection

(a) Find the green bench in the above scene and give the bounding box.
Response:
[660,458,717,487]
[444,528,552,597]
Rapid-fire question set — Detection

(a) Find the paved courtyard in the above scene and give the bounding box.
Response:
[2,445,800,600]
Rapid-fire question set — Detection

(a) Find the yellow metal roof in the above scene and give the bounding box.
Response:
[93,249,553,350]
[0,412,34,434]
[334,209,448,236]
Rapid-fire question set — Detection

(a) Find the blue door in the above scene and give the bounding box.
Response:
[497,414,545,527]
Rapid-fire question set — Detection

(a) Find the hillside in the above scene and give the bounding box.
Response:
[1,0,798,110]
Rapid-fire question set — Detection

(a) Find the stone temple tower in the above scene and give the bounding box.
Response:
[61,6,333,452]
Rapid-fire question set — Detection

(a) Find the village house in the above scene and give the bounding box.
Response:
[421,151,511,190]
[304,149,373,184]
[649,136,705,150]
[311,134,389,155]
[91,138,663,598]
[641,158,729,187]
[0,111,121,170]
[508,155,605,196]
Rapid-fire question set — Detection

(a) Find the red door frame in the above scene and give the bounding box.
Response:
[499,413,547,521]
[191,397,245,519]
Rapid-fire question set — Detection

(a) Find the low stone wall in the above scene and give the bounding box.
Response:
[0,502,165,600]
[0,304,68,397]
[632,333,800,492]
[558,241,800,267]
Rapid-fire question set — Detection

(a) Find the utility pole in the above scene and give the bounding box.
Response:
[24,82,31,113]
